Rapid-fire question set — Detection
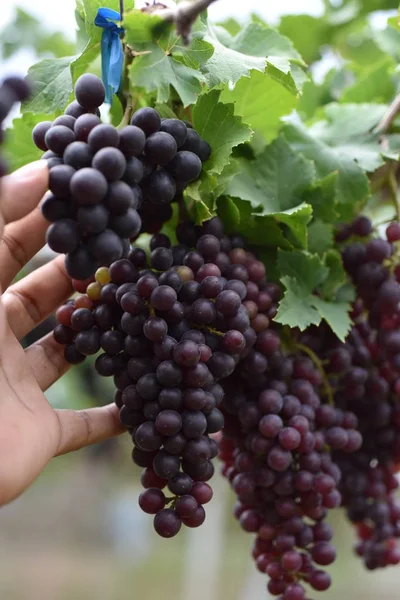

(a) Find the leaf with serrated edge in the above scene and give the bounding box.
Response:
[199,21,305,89]
[227,136,316,212]
[23,57,76,114]
[192,90,252,176]
[308,221,334,255]
[275,277,321,330]
[277,250,329,291]
[312,297,352,342]
[220,70,298,143]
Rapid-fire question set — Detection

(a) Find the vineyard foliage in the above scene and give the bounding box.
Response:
[3,0,400,339]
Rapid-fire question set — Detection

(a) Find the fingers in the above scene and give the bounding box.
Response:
[0,206,50,290]
[3,255,73,340]
[25,333,70,391]
[53,404,124,456]
[0,161,48,225]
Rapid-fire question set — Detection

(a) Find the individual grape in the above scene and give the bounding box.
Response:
[175,495,198,518]
[216,290,241,316]
[41,195,71,222]
[88,229,123,265]
[154,119,187,150]
[153,509,181,538]
[65,245,99,279]
[180,129,202,155]
[139,488,166,515]
[92,147,126,181]
[76,204,108,234]
[122,156,144,185]
[191,482,213,505]
[150,248,174,271]
[168,473,193,496]
[144,169,176,204]
[88,124,119,151]
[63,141,93,169]
[108,208,141,238]
[155,410,182,436]
[181,411,207,439]
[131,107,161,135]
[119,125,146,156]
[144,317,168,342]
[70,167,108,204]
[74,73,105,109]
[182,506,206,528]
[74,113,101,142]
[32,121,52,151]
[153,450,180,479]
[51,115,75,130]
[49,164,75,198]
[64,100,87,118]
[44,125,75,154]
[145,131,177,166]
[75,330,101,355]
[64,343,86,364]
[46,218,81,253]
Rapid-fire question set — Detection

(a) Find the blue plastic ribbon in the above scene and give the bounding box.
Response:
[94,8,124,104]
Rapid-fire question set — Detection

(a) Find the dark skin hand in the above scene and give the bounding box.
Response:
[0,160,124,506]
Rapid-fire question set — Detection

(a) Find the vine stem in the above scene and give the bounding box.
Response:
[295,342,334,407]
[388,165,400,223]
[145,0,219,44]
[117,95,134,129]
[374,93,400,135]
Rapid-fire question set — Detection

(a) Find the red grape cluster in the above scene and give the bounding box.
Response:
[219,340,362,599]
[298,216,400,571]
[32,73,210,280]
[0,75,31,178]
[53,217,276,537]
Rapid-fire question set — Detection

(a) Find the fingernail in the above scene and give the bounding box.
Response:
[12,160,48,181]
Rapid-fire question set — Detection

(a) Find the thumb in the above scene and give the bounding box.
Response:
[0,161,48,225]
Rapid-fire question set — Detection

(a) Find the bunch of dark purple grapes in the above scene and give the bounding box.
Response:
[0,75,31,178]
[53,217,274,537]
[32,73,210,280]
[297,216,400,571]
[218,338,362,600]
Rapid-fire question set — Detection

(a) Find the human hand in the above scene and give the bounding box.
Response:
[0,161,124,506]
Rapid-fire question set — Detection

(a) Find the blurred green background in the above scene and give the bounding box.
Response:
[1,0,400,598]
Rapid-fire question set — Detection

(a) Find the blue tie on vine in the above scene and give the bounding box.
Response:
[94,7,124,104]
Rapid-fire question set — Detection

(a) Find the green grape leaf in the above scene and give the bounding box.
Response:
[220,70,298,143]
[124,10,210,107]
[341,58,396,104]
[3,112,52,171]
[23,57,76,114]
[307,221,335,255]
[275,250,352,340]
[277,250,329,291]
[217,197,311,249]
[198,20,305,90]
[227,136,316,212]
[304,173,339,223]
[276,277,321,330]
[320,250,348,299]
[283,108,379,217]
[191,90,252,177]
[279,14,328,64]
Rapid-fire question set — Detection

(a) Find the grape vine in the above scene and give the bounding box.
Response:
[3,0,400,598]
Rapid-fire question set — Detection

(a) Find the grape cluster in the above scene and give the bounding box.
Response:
[219,338,362,599]
[299,216,400,571]
[53,217,273,537]
[0,75,31,178]
[32,73,210,280]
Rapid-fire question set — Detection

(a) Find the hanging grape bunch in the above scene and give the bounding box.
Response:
[53,216,276,538]
[32,73,210,280]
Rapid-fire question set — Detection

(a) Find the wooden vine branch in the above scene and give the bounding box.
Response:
[143,0,219,44]
[374,93,400,135]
